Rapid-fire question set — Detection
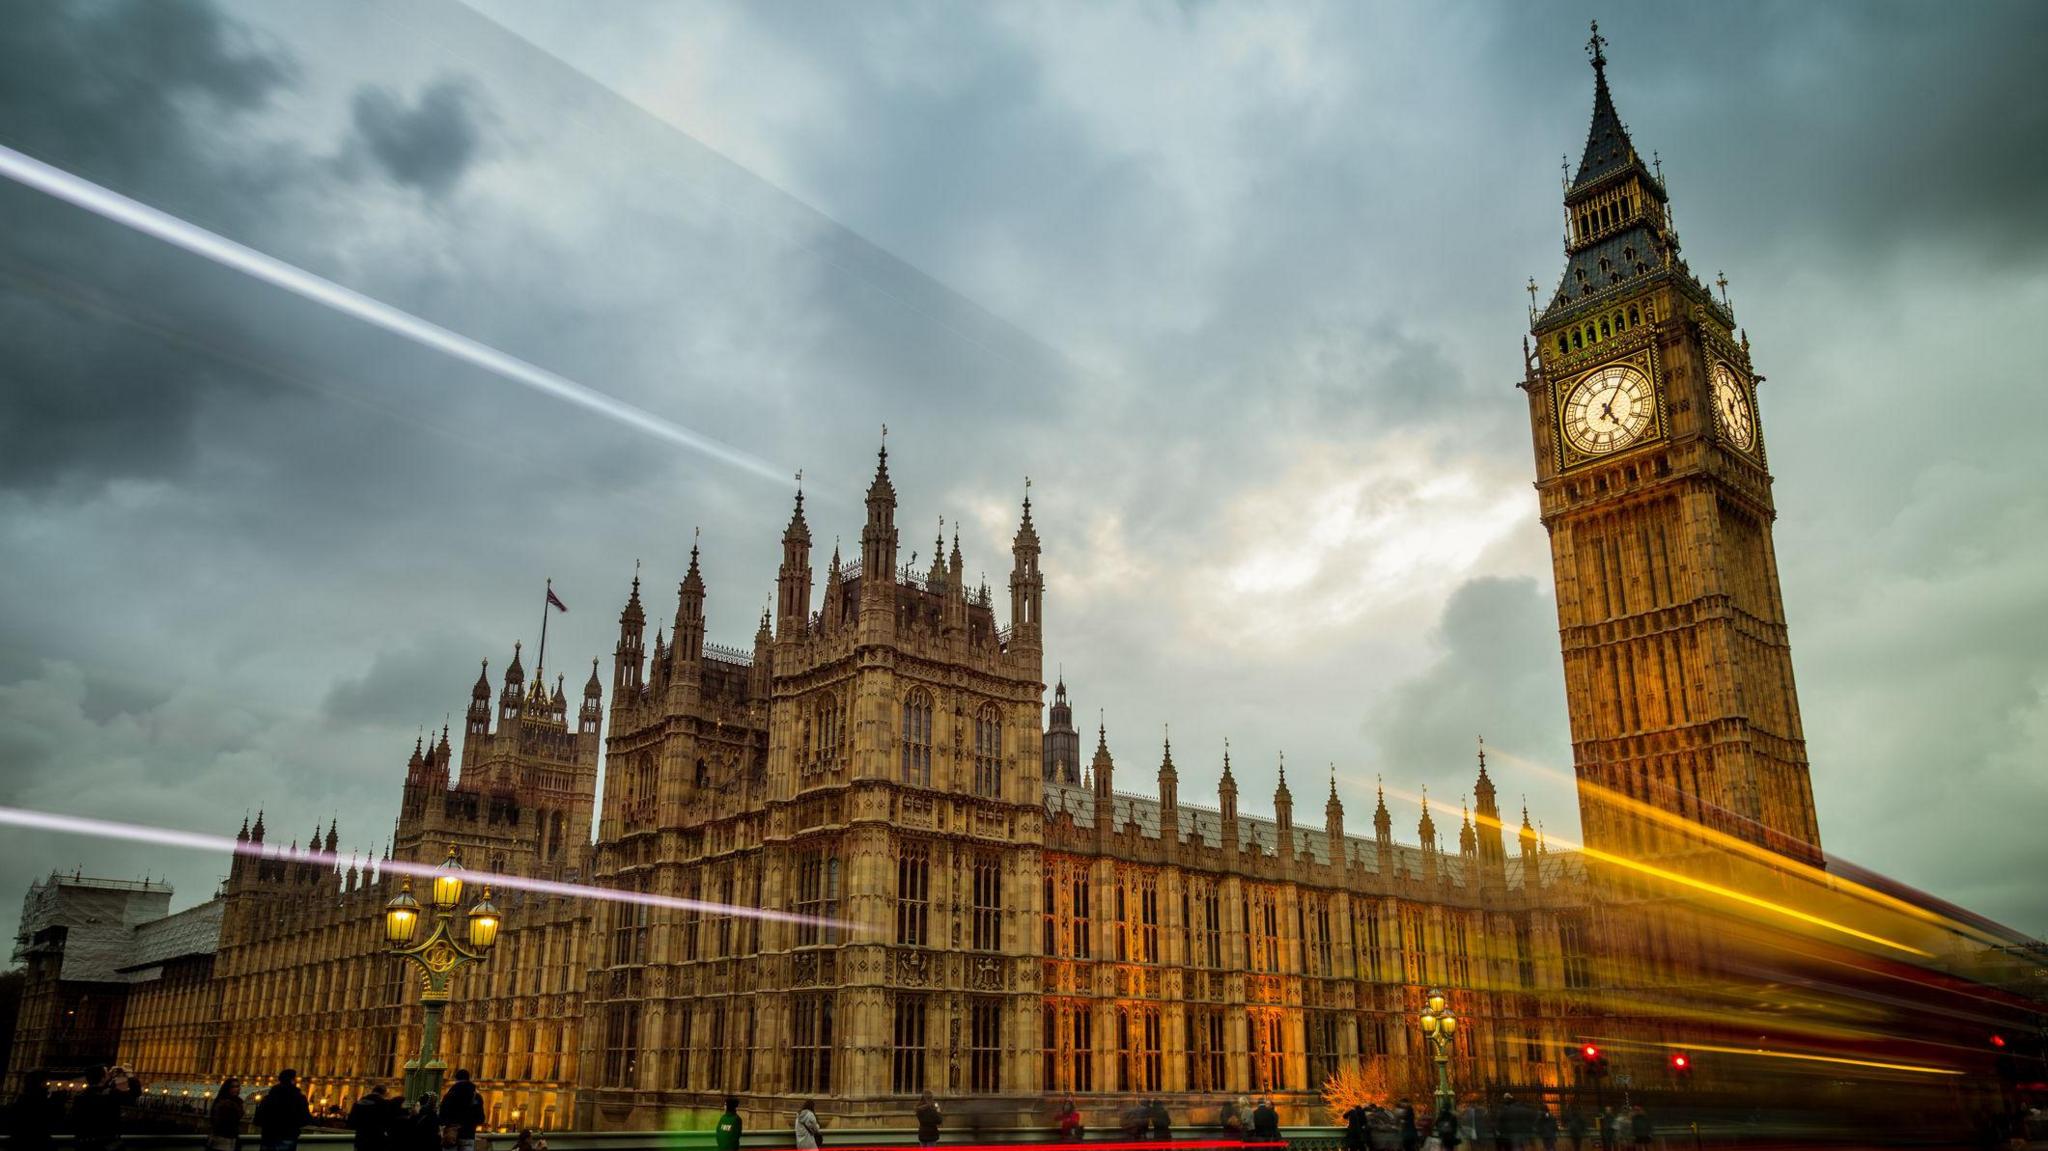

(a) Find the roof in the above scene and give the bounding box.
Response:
[117,898,225,974]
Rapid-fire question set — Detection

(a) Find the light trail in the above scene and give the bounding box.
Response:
[1377,783,1932,957]
[0,803,846,930]
[1498,748,2013,953]
[0,142,785,485]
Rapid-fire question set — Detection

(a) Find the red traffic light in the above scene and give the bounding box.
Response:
[1582,1044,1601,1061]
[1670,1052,1691,1071]
[1992,1034,2008,1048]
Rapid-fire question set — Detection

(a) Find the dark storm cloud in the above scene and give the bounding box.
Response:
[347,77,490,197]
[321,629,495,726]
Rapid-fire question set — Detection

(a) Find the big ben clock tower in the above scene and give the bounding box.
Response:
[1523,24,1822,866]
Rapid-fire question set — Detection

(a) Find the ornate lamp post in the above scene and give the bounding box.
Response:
[385,847,503,1103]
[1418,988,1459,1121]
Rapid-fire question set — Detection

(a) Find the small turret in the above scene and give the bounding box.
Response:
[1157,730,1179,842]
[1091,720,1114,801]
[581,660,603,734]
[468,660,491,736]
[615,571,646,697]
[1519,798,1542,895]
[1325,767,1345,863]
[500,643,526,719]
[1273,754,1295,859]
[861,440,899,588]
[777,488,813,640]
[674,538,706,668]
[1008,481,1043,653]
[1419,788,1440,884]
[1459,800,1477,858]
[1219,741,1240,852]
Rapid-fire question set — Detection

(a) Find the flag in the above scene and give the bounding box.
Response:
[546,586,568,613]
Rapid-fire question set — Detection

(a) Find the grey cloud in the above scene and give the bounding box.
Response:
[321,629,495,726]
[348,77,491,197]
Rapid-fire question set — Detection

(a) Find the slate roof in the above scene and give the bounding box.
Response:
[118,898,225,975]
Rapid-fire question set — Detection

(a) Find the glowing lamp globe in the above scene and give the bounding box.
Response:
[432,848,466,909]
[466,891,501,951]
[384,883,422,945]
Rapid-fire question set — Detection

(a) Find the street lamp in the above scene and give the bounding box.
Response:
[386,846,503,1103]
[1418,987,1459,1121]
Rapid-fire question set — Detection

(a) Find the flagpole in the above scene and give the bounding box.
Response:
[538,578,552,680]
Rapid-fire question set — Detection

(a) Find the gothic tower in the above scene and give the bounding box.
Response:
[1523,24,1821,866]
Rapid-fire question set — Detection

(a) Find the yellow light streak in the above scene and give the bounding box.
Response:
[1648,1040,1962,1078]
[1378,783,1933,958]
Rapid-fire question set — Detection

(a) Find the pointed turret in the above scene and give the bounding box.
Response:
[1459,801,1477,858]
[581,659,603,734]
[861,440,899,588]
[251,809,266,844]
[1325,766,1345,862]
[822,545,846,632]
[1274,754,1295,859]
[949,524,963,586]
[237,816,250,843]
[1540,21,1712,328]
[1473,738,1507,886]
[1157,730,1179,843]
[324,820,339,857]
[778,487,814,640]
[467,660,491,736]
[1418,789,1440,884]
[615,571,646,697]
[673,536,707,671]
[1519,798,1542,895]
[500,642,526,719]
[1219,741,1240,852]
[1008,482,1043,654]
[1090,719,1114,802]
[1043,674,1080,784]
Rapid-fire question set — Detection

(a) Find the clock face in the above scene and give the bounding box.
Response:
[1561,363,1656,456]
[1711,362,1756,450]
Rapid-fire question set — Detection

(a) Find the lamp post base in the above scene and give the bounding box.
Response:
[403,1061,446,1106]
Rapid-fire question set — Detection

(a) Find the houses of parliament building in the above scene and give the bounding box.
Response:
[8,28,2029,1135]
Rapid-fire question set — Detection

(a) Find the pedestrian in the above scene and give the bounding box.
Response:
[348,1087,390,1151]
[252,1070,310,1151]
[71,1065,142,1151]
[1120,1102,1146,1141]
[440,1071,486,1151]
[1396,1100,1421,1151]
[1251,1098,1281,1142]
[1564,1109,1586,1151]
[1433,1106,1462,1151]
[1344,1102,1371,1151]
[915,1092,941,1148]
[6,1071,60,1151]
[1627,1107,1651,1150]
[408,1095,440,1151]
[1536,1107,1558,1151]
[794,1100,823,1151]
[714,1098,743,1151]
[1597,1109,1616,1151]
[209,1079,245,1151]
[1057,1098,1084,1143]
[1219,1101,1244,1144]
[1148,1099,1171,1142]
[511,1131,546,1151]
[1500,1095,1531,1151]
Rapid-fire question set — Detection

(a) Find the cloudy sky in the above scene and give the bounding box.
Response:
[2,0,2045,945]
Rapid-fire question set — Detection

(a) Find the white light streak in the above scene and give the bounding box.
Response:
[0,803,842,929]
[0,143,785,484]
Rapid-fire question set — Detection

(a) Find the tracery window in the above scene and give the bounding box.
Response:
[795,850,840,947]
[971,853,1003,951]
[897,844,931,946]
[1186,1006,1227,1092]
[790,993,833,1094]
[973,703,1003,797]
[901,689,933,787]
[1307,1010,1341,1090]
[1248,1008,1286,1092]
[968,997,1002,1093]
[1043,1001,1094,1092]
[891,995,927,1094]
[1117,1006,1163,1093]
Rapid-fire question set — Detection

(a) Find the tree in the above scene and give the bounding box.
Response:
[1322,1056,1394,1116]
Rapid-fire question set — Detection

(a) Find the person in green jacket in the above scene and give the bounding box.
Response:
[714,1097,743,1151]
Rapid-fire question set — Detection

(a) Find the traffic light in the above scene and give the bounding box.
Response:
[1576,1043,1609,1077]
[1669,1050,1692,1077]
[1582,1043,1601,1061]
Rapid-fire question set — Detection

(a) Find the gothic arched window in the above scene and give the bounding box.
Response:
[973,704,1003,798]
[901,689,933,787]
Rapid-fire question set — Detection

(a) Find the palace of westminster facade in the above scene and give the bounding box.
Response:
[21,29,1991,1132]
